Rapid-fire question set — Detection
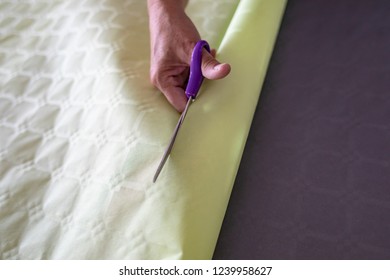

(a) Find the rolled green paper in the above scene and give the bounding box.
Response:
[154,0,287,259]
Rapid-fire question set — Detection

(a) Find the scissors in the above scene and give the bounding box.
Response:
[153,40,210,183]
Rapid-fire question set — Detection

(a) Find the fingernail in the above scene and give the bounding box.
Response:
[213,64,221,71]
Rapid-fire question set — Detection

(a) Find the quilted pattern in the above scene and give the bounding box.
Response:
[0,0,239,259]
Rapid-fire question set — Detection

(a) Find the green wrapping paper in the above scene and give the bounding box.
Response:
[154,0,287,258]
[0,0,285,259]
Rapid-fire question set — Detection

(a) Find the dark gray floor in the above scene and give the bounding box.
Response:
[213,0,390,259]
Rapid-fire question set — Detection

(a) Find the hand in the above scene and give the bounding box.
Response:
[147,0,231,112]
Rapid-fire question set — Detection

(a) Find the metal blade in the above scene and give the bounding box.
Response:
[153,98,192,183]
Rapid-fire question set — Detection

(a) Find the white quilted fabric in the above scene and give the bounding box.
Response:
[0,0,240,259]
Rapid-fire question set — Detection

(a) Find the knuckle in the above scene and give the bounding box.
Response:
[203,57,216,70]
[149,67,160,87]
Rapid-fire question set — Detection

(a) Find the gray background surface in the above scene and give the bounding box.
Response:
[213,0,390,259]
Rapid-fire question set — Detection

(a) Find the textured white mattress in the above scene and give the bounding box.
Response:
[0,0,285,259]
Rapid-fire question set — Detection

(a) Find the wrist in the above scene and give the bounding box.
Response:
[147,0,187,17]
[147,0,191,47]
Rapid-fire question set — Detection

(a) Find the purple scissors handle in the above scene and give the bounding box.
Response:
[185,40,210,99]
[153,40,210,183]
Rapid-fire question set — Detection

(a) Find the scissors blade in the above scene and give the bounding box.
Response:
[153,97,192,183]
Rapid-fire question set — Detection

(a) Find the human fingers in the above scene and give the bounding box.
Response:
[161,85,188,112]
[210,48,216,58]
[150,65,189,112]
[200,49,231,80]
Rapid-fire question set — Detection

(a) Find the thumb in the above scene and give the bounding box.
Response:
[201,49,231,80]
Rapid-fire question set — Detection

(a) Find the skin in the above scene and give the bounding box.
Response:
[147,0,231,112]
